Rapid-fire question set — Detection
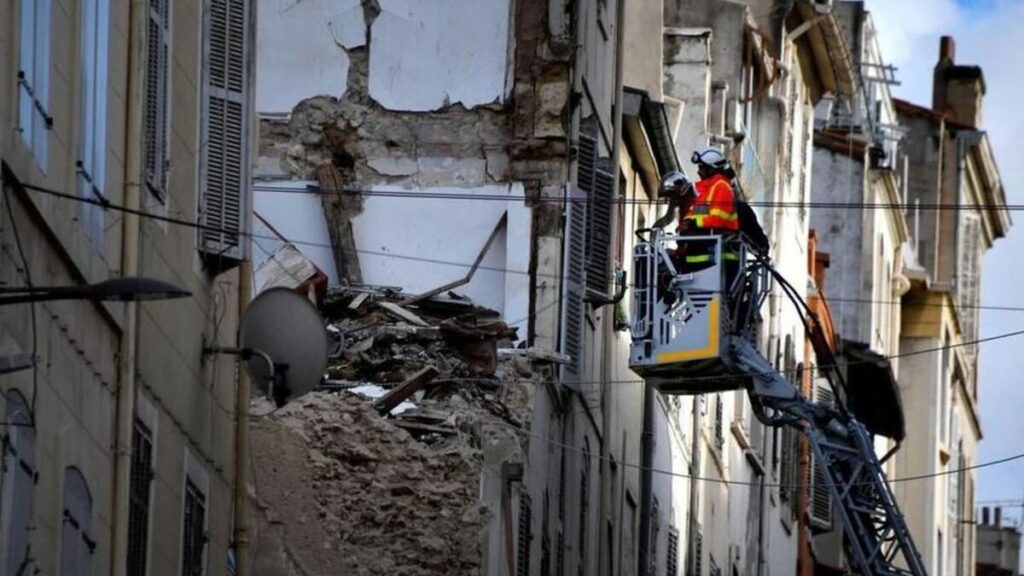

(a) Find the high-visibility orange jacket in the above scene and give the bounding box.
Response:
[680,173,739,232]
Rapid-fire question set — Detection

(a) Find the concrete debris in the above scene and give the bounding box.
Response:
[249,285,545,576]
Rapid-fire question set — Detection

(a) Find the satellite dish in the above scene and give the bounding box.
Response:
[239,287,327,407]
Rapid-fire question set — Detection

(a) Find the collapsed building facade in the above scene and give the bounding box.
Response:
[250,1,1009,575]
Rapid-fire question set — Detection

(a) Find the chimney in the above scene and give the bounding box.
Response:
[939,36,956,63]
[996,507,1003,527]
[983,507,991,525]
[932,35,986,128]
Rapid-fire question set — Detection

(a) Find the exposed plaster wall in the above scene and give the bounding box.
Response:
[368,0,513,111]
[256,0,365,114]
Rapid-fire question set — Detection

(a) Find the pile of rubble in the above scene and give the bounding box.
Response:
[248,287,553,576]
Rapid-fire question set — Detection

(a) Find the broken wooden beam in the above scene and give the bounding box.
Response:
[373,366,439,415]
[497,347,571,365]
[317,163,363,285]
[378,301,430,327]
[393,420,456,436]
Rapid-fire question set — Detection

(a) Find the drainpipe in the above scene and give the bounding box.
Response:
[233,261,252,576]
[599,0,627,573]
[111,1,146,574]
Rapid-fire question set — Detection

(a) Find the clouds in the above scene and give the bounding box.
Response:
[867,0,1024,518]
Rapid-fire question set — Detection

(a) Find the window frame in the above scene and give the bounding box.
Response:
[142,0,171,200]
[18,0,52,171]
[78,0,111,246]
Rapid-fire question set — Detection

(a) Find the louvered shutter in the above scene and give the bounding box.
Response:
[667,529,679,576]
[809,378,834,530]
[143,0,168,197]
[576,133,614,298]
[560,186,587,388]
[200,0,251,266]
[587,169,614,296]
[689,526,702,576]
[517,493,532,576]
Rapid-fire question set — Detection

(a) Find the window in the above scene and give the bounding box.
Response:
[199,0,252,263]
[78,0,111,246]
[127,419,154,575]
[3,391,35,576]
[18,0,51,170]
[182,480,207,576]
[60,468,95,576]
[516,492,532,576]
[143,0,170,198]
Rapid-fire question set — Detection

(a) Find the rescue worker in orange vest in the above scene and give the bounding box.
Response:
[653,146,740,272]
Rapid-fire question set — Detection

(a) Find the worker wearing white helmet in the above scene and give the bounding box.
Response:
[654,146,739,241]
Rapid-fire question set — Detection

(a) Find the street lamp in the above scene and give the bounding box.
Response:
[0,276,191,306]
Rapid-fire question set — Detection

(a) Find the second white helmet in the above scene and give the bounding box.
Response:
[691,146,729,170]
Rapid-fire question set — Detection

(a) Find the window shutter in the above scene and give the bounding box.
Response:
[200,0,251,267]
[576,134,613,297]
[667,529,679,576]
[689,525,703,576]
[560,185,587,388]
[516,492,532,576]
[809,378,835,530]
[587,168,614,296]
[957,212,981,362]
[143,0,169,197]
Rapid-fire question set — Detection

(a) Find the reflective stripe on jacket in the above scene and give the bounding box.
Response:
[680,174,739,232]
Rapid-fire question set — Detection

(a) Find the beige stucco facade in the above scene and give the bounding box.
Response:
[0,1,249,575]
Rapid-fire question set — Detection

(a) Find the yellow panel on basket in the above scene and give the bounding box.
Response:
[654,298,720,363]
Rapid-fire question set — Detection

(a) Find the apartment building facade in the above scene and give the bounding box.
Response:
[893,36,1010,576]
[0,1,254,575]
[251,2,1009,576]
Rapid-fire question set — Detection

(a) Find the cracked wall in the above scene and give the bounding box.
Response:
[255,0,571,340]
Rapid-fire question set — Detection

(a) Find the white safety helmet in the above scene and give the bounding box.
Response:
[691,146,730,171]
[660,170,693,198]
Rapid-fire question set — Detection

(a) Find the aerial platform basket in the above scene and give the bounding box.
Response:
[629,229,768,394]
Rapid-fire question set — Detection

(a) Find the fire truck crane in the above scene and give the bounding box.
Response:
[629,228,928,576]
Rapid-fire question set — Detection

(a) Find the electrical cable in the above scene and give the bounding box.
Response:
[521,429,1024,489]
[250,184,1018,212]
[21,181,1024,314]
[18,179,1024,388]
[0,179,39,429]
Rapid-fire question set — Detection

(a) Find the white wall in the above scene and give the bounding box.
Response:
[253,183,531,337]
[256,0,365,113]
[368,0,513,111]
[253,181,340,281]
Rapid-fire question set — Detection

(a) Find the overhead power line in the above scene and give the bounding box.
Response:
[525,430,1024,489]
[252,184,1015,213]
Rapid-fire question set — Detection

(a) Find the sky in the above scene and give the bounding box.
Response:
[865,0,1024,526]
